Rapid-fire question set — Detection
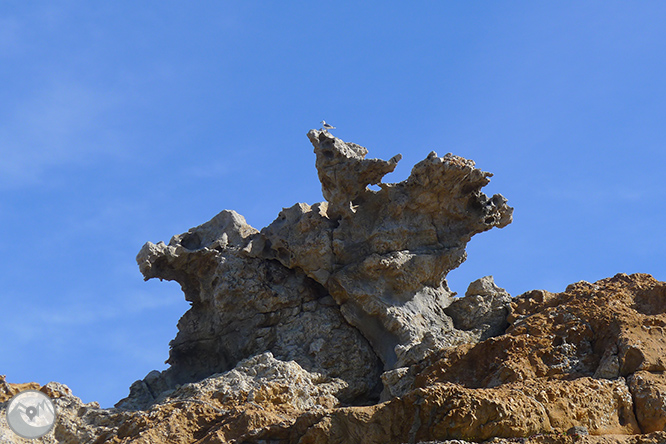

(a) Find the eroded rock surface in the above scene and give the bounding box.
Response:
[7,131,666,443]
[5,276,666,444]
[445,275,512,341]
[629,371,666,433]
[119,130,513,409]
[258,130,513,368]
[1,354,345,444]
[105,273,666,444]
[0,378,130,444]
[120,209,382,409]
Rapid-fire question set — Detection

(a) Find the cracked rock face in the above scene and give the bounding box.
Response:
[117,129,513,409]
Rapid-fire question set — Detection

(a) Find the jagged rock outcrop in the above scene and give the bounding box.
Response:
[4,273,666,443]
[380,275,511,401]
[118,130,513,409]
[5,130,666,443]
[1,377,130,444]
[263,130,514,368]
[0,376,40,403]
[120,209,382,409]
[0,354,345,444]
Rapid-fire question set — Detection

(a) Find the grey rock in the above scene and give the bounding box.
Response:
[567,425,589,436]
[594,344,621,379]
[0,382,133,444]
[0,354,344,444]
[307,129,402,220]
[120,130,512,409]
[163,352,344,410]
[379,366,416,402]
[445,276,512,339]
[119,209,381,410]
[257,131,513,369]
[465,275,509,298]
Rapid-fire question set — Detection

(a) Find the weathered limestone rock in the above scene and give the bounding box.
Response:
[308,130,402,220]
[6,129,666,443]
[413,274,666,392]
[168,352,344,410]
[0,379,131,444]
[298,378,639,444]
[445,275,512,340]
[518,378,639,435]
[380,277,512,401]
[1,354,344,444]
[4,272,666,441]
[595,343,621,379]
[256,130,513,369]
[0,375,40,403]
[119,209,382,409]
[248,202,335,284]
[120,130,513,408]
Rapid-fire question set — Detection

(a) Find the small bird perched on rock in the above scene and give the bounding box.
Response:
[321,120,336,131]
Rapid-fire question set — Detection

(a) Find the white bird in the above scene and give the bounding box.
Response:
[321,120,336,131]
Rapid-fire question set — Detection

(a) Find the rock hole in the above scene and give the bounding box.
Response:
[181,232,202,250]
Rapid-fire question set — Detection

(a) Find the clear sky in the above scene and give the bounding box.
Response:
[2,2,665,408]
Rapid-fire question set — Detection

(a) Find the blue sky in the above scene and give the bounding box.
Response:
[1,2,665,408]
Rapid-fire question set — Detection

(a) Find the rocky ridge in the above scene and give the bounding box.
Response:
[1,130,665,444]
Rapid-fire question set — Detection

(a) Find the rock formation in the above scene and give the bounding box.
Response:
[117,129,513,410]
[3,130,666,444]
[262,130,513,369]
[122,209,382,408]
[4,274,666,443]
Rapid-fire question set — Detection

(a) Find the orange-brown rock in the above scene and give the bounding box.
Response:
[2,274,666,443]
[0,375,40,403]
[628,371,666,433]
[296,378,640,443]
[415,274,666,390]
